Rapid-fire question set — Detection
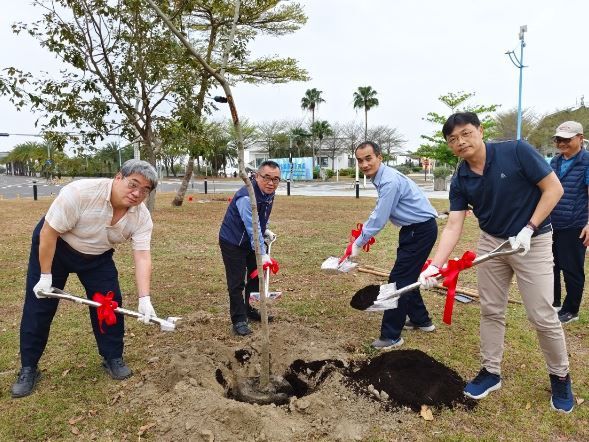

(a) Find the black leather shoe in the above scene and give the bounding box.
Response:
[232,321,252,336]
[102,357,133,380]
[11,367,41,398]
[247,308,274,323]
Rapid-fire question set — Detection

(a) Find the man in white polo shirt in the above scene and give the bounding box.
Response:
[11,159,159,398]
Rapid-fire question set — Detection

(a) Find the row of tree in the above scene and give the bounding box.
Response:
[0,0,310,208]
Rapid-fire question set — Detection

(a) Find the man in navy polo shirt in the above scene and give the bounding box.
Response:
[418,112,574,413]
[219,161,280,336]
[549,121,589,324]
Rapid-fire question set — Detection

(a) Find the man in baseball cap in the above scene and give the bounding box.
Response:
[550,121,588,325]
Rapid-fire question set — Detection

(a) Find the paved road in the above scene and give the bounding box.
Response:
[0,175,449,200]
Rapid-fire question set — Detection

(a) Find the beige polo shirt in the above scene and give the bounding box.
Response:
[45,178,153,255]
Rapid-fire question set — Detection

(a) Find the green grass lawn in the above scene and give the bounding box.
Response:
[0,193,587,441]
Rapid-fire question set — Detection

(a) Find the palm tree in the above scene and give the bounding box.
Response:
[301,88,325,171]
[353,86,379,141]
[311,120,333,167]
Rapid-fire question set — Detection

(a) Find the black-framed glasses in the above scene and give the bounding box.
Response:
[123,177,152,197]
[258,174,281,185]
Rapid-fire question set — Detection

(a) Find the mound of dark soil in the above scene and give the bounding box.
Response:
[349,284,380,310]
[346,349,476,411]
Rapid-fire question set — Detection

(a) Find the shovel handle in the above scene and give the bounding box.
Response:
[380,243,524,300]
[41,288,175,329]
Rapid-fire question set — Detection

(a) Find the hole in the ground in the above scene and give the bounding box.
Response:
[234,349,251,364]
[216,349,475,411]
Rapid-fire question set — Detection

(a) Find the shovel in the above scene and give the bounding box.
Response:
[351,240,524,312]
[38,288,181,331]
[249,236,282,303]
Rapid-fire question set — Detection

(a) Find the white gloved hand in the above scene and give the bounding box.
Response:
[33,273,53,299]
[261,254,272,266]
[138,296,157,324]
[418,264,440,289]
[509,226,534,256]
[350,242,362,259]
[263,229,276,243]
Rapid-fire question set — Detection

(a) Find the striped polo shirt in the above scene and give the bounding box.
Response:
[45,178,153,254]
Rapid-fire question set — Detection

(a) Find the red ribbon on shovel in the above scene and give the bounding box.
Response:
[422,250,476,325]
[339,223,376,264]
[249,258,280,279]
[350,223,376,252]
[92,291,118,334]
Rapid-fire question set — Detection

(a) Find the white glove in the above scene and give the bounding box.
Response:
[418,264,440,289]
[509,226,534,256]
[261,254,272,266]
[138,296,157,324]
[33,273,53,299]
[263,229,276,243]
[350,242,362,259]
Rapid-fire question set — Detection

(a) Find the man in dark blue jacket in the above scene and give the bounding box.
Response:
[550,121,589,323]
[219,161,281,336]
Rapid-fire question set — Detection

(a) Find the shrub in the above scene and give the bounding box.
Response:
[433,166,454,179]
[394,165,412,175]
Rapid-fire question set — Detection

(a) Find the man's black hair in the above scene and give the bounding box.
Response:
[258,160,280,170]
[355,141,382,156]
[442,112,481,139]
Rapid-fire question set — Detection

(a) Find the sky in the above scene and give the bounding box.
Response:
[1,0,588,153]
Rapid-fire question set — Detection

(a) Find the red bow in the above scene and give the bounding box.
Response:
[350,223,376,252]
[340,223,376,264]
[422,251,476,325]
[92,291,118,334]
[249,258,280,279]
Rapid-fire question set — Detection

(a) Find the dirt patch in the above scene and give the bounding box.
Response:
[121,313,474,441]
[346,350,476,412]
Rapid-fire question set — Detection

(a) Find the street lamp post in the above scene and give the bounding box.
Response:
[287,136,292,196]
[506,25,527,140]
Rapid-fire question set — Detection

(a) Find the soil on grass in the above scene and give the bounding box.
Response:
[346,349,476,411]
[119,312,475,441]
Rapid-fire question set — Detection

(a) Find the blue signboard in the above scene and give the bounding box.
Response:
[270,157,313,181]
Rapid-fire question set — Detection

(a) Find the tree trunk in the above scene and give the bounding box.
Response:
[172,155,194,206]
[364,108,368,141]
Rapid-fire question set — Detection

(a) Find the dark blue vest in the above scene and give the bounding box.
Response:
[219,178,274,249]
[550,149,589,230]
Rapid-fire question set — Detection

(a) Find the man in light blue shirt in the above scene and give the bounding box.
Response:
[347,141,438,349]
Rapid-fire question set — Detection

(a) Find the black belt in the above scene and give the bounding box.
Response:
[533,224,552,237]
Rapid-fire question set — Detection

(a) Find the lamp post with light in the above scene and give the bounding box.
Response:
[505,25,527,140]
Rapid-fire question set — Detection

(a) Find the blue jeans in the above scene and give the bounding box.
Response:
[19,218,124,368]
[381,218,437,339]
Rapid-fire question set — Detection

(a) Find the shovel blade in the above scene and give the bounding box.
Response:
[321,256,358,274]
[249,291,283,302]
[159,317,181,331]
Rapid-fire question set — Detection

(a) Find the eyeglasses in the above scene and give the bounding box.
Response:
[553,136,575,144]
[123,177,152,197]
[258,174,281,185]
[447,130,474,146]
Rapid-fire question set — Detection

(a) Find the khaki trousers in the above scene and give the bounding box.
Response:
[476,231,569,377]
